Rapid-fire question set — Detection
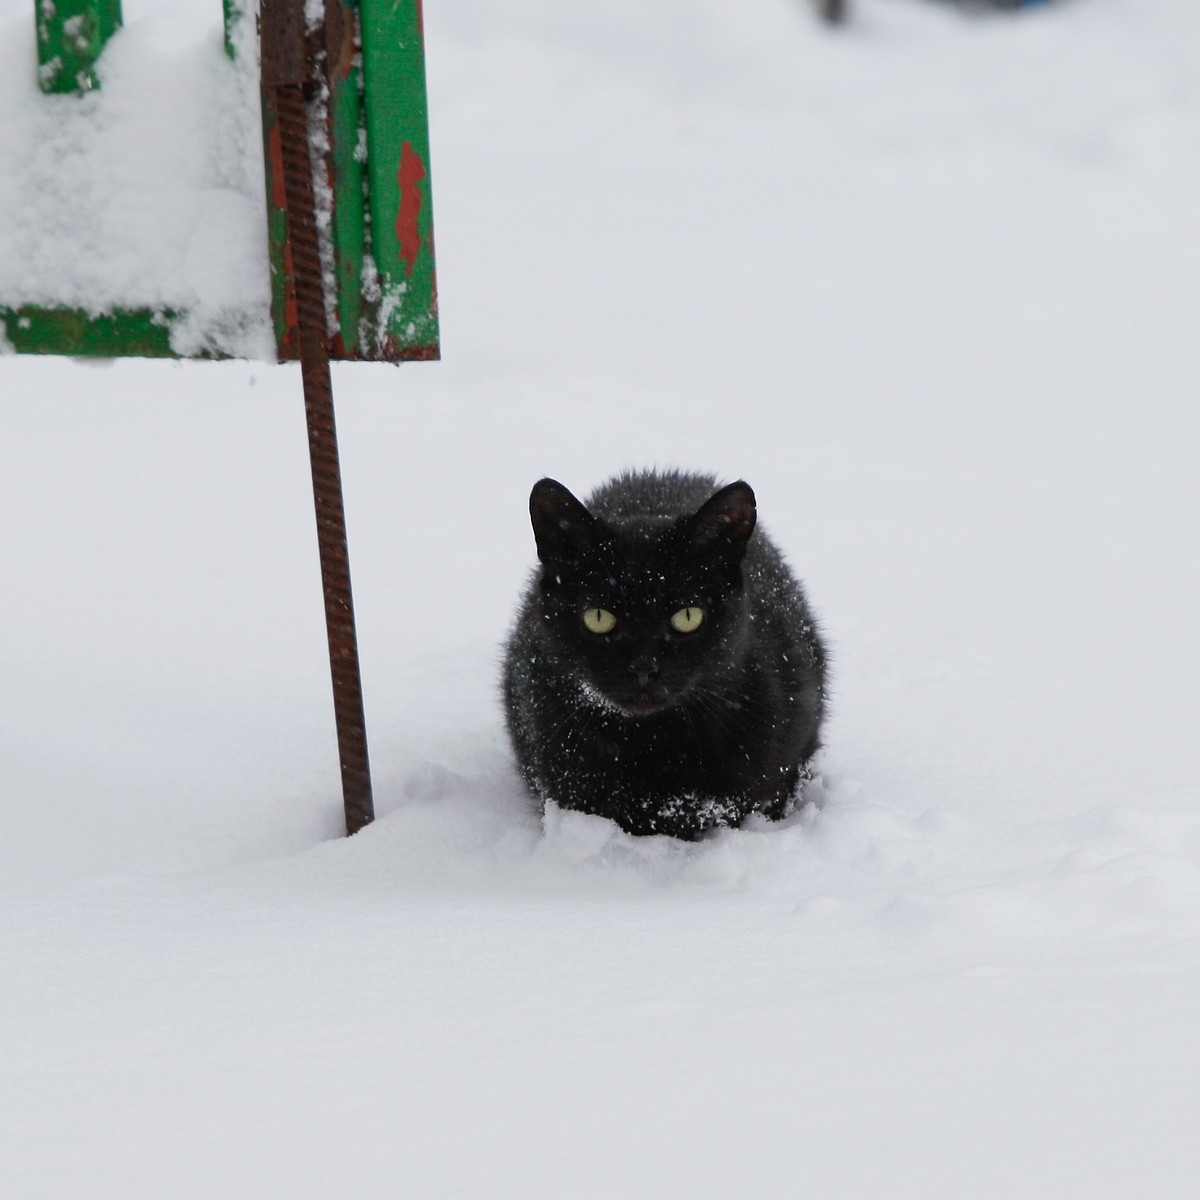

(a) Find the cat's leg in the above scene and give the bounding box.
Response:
[754,764,802,822]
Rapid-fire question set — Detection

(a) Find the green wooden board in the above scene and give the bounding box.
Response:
[262,0,439,362]
[222,0,241,60]
[0,305,196,358]
[36,0,123,95]
[327,3,368,358]
[10,0,438,363]
[359,0,439,359]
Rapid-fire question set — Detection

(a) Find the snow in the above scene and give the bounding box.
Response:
[0,0,271,357]
[2,0,1199,1196]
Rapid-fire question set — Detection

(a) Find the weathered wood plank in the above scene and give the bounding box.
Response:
[36,0,123,95]
[0,305,211,358]
[358,0,439,360]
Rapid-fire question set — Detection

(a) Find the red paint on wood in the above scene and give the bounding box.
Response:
[329,0,355,81]
[395,140,426,275]
[381,337,439,361]
[267,116,299,350]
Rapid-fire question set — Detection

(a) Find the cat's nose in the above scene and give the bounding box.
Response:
[629,657,659,688]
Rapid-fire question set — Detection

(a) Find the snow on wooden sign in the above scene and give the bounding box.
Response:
[0,0,438,363]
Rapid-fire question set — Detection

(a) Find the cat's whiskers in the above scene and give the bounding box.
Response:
[530,691,599,755]
[683,691,745,743]
[573,678,626,717]
[686,680,773,741]
[678,695,707,754]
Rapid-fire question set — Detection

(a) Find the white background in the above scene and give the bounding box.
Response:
[2,1,1198,1195]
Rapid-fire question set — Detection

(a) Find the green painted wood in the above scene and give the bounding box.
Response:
[12,1,439,364]
[260,0,438,363]
[325,0,367,358]
[222,0,241,61]
[260,1,366,363]
[36,0,123,95]
[259,88,301,360]
[358,0,439,359]
[0,305,200,358]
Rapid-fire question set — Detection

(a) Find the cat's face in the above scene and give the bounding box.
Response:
[528,478,756,716]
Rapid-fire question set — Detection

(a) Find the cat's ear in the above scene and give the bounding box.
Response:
[686,481,757,561]
[529,478,599,564]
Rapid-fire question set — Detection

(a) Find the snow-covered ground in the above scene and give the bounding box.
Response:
[2,0,1199,1195]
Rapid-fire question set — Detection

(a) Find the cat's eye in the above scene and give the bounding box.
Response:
[670,606,705,634]
[582,608,617,634]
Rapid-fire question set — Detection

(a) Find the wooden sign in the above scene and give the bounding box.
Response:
[2,0,441,834]
[3,0,439,364]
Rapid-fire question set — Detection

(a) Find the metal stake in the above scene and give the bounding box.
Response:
[262,1,374,835]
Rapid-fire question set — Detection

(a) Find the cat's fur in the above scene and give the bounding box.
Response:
[502,469,827,839]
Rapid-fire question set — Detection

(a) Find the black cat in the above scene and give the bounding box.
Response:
[503,470,827,839]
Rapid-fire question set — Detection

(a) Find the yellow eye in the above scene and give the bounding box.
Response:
[670,606,705,633]
[582,608,617,634]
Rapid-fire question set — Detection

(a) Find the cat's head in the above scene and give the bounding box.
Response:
[527,477,757,716]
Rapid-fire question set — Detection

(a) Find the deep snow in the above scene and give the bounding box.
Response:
[2,1,1199,1196]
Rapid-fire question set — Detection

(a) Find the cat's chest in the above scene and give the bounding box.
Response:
[566,694,760,781]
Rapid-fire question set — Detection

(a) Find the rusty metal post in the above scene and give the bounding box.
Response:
[261,0,374,835]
